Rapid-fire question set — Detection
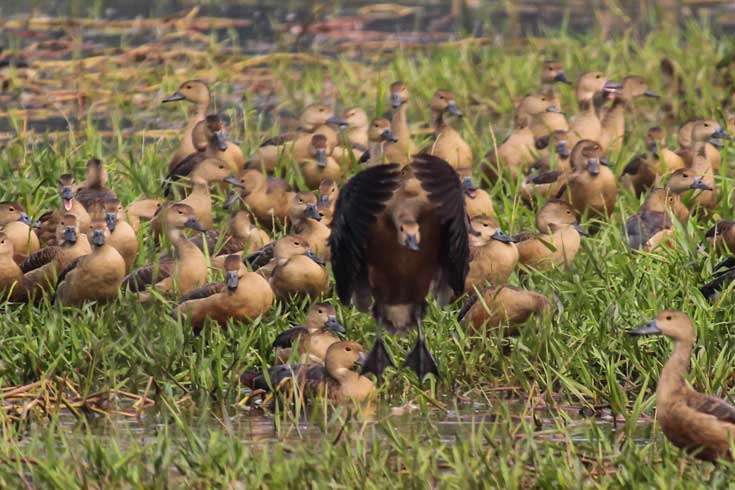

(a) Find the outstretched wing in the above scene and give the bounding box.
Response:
[329,164,401,305]
[412,154,470,298]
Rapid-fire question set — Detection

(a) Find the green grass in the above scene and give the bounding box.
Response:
[1,11,735,488]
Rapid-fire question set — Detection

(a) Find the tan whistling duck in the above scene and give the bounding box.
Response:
[125,198,162,233]
[0,201,39,263]
[250,104,346,173]
[299,134,341,189]
[599,75,658,153]
[647,126,686,173]
[625,189,685,251]
[520,130,572,203]
[38,174,91,246]
[75,158,117,209]
[162,79,211,169]
[289,192,331,259]
[88,199,139,273]
[226,169,293,229]
[622,127,685,197]
[568,72,620,149]
[241,341,374,405]
[177,158,244,230]
[465,215,518,292]
[459,285,550,334]
[629,311,735,461]
[0,233,23,300]
[19,214,92,301]
[515,199,586,270]
[123,203,207,301]
[330,156,469,382]
[273,303,346,364]
[483,94,562,182]
[54,221,126,305]
[565,141,617,218]
[269,235,329,300]
[317,178,339,215]
[192,209,270,258]
[540,60,572,109]
[664,169,711,223]
[361,118,398,167]
[686,120,729,209]
[678,119,724,173]
[385,81,415,165]
[175,254,274,333]
[332,107,369,162]
[426,90,473,177]
[463,177,495,219]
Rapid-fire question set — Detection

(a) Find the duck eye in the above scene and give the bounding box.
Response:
[319,212,325,217]
[345,347,352,352]
[566,210,572,214]
[439,96,444,100]
[319,108,325,112]
[178,210,183,215]
[666,315,672,320]
[318,309,323,314]
[186,85,191,89]
[683,173,688,178]
[9,207,14,212]
[595,74,601,79]
[293,241,300,246]
[219,165,224,169]
[483,223,488,227]
[704,123,709,127]
[400,225,404,232]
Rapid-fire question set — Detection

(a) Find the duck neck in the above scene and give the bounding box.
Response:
[578,99,595,116]
[368,140,386,164]
[431,109,445,132]
[392,103,410,139]
[656,339,692,405]
[190,179,211,198]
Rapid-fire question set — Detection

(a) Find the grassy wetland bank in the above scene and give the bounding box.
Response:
[2,1,735,488]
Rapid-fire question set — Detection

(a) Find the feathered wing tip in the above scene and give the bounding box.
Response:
[457,292,479,323]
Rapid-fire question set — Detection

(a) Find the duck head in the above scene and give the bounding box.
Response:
[430,89,463,117]
[389,81,410,109]
[368,118,397,143]
[58,174,77,211]
[542,61,571,85]
[162,80,210,106]
[0,201,30,226]
[318,178,338,207]
[629,310,694,344]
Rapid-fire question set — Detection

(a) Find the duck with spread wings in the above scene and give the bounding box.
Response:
[329,154,469,382]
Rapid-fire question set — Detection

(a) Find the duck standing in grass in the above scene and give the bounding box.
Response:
[162,79,211,169]
[37,174,91,246]
[465,215,518,293]
[629,311,735,461]
[273,303,346,364]
[0,201,39,263]
[459,285,550,335]
[0,233,23,300]
[330,155,469,382]
[425,90,473,177]
[385,81,415,165]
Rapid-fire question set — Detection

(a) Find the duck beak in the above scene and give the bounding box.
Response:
[690,177,713,191]
[64,227,77,244]
[446,101,463,117]
[554,71,572,84]
[390,93,403,109]
[648,141,659,159]
[19,212,31,225]
[599,156,610,166]
[315,148,327,166]
[556,140,570,159]
[587,158,600,176]
[643,90,659,98]
[603,81,622,93]
[573,223,589,237]
[226,270,239,290]
[325,315,346,335]
[355,350,368,369]
[92,229,105,247]
[223,191,240,209]
[304,203,321,221]
[162,90,185,103]
[326,115,348,129]
[491,229,515,243]
[404,233,420,251]
[546,106,563,113]
[61,187,74,207]
[185,217,206,232]
[305,248,325,265]
[628,320,661,336]
[224,175,245,188]
[712,127,732,141]
[318,194,330,207]
[381,129,398,143]
[462,176,478,197]
[214,131,228,151]
[105,212,117,232]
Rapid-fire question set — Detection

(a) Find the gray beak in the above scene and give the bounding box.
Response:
[64,227,77,244]
[546,106,563,113]
[214,131,228,151]
[318,194,330,207]
[19,212,31,225]
[390,93,403,109]
[587,158,600,176]
[304,203,321,221]
[643,90,659,98]
[690,177,712,191]
[446,101,463,117]
[92,229,105,247]
[556,140,570,159]
[629,320,662,336]
[404,233,419,251]
[326,116,348,129]
[491,229,515,243]
[162,91,185,103]
[305,248,325,266]
[712,127,732,140]
[61,187,74,201]
[315,148,327,166]
[224,175,245,188]
[381,129,398,143]
[325,315,346,335]
[355,350,368,369]
[226,270,239,290]
[648,141,659,159]
[105,212,117,232]
[573,223,589,237]
[603,80,622,93]
[185,217,206,232]
[223,191,240,209]
[599,157,610,166]
[554,71,572,84]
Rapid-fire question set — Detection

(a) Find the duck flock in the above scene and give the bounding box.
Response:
[1,62,735,461]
